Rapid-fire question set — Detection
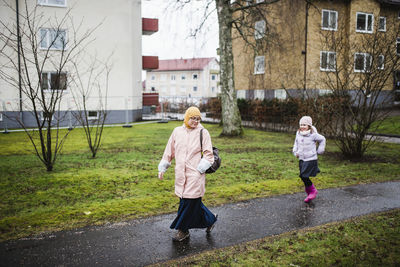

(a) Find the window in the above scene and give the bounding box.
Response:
[193,74,198,80]
[354,53,372,72]
[39,28,67,50]
[193,86,198,92]
[237,90,246,99]
[170,87,176,95]
[171,75,176,81]
[211,75,216,80]
[255,90,265,99]
[160,74,167,81]
[88,111,98,120]
[151,87,155,91]
[394,90,400,104]
[256,0,264,3]
[180,87,186,93]
[38,0,66,7]
[211,86,215,92]
[254,20,266,40]
[321,9,337,31]
[320,51,336,71]
[254,56,265,74]
[274,89,286,100]
[41,111,54,121]
[161,87,167,93]
[181,75,186,80]
[151,75,155,80]
[356,12,373,33]
[378,17,386,32]
[378,55,384,70]
[397,38,400,55]
[41,72,67,90]
[319,89,332,96]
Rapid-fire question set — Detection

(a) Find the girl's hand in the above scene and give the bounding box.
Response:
[158,172,164,180]
[296,153,299,158]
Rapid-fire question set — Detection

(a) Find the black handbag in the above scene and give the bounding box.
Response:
[200,129,221,173]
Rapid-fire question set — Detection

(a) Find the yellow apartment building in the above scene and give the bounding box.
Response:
[232,0,400,105]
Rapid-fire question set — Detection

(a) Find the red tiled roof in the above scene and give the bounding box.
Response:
[150,57,214,72]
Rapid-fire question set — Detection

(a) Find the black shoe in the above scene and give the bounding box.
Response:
[206,214,218,233]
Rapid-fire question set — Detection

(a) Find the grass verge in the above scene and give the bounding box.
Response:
[152,209,400,267]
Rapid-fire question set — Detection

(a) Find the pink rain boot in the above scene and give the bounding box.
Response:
[304,185,318,203]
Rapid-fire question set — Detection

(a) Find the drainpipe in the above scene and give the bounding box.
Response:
[16,0,23,122]
[303,1,310,99]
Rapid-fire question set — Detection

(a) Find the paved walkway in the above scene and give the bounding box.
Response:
[368,135,400,144]
[1,181,400,266]
[1,121,158,133]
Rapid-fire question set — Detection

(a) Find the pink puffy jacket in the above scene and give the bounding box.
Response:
[158,123,214,199]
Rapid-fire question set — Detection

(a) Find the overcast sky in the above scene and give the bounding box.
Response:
[141,0,219,61]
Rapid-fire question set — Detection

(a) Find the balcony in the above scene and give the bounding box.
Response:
[143,92,159,106]
[142,18,158,35]
[142,56,159,70]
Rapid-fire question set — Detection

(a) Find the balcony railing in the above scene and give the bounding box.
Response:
[142,56,159,70]
[142,18,158,35]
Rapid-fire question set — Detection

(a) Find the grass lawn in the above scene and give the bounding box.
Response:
[0,121,399,241]
[153,209,400,267]
[371,115,400,135]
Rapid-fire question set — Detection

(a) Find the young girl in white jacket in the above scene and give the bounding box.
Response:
[293,116,326,203]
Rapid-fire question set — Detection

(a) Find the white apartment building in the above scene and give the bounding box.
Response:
[0,0,158,129]
[145,57,220,103]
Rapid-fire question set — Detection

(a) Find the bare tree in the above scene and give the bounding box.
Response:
[170,0,281,136]
[317,14,400,158]
[70,55,112,158]
[0,1,98,170]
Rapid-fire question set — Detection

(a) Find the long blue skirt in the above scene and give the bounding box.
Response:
[170,198,217,232]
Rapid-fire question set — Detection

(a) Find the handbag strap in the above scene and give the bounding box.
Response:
[200,128,203,158]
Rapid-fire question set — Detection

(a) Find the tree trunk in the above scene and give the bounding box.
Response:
[216,0,243,136]
[46,164,53,172]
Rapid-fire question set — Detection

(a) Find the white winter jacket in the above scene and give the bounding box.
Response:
[292,126,326,161]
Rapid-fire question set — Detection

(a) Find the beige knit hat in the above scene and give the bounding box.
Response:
[184,106,201,128]
[299,116,312,126]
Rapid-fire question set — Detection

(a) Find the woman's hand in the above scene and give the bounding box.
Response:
[158,172,164,180]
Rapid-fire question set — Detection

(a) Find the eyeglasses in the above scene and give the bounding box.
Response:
[190,117,201,122]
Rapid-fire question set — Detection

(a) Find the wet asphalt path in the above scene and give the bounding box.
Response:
[1,181,400,267]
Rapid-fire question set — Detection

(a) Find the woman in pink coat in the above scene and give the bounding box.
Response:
[158,107,217,242]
